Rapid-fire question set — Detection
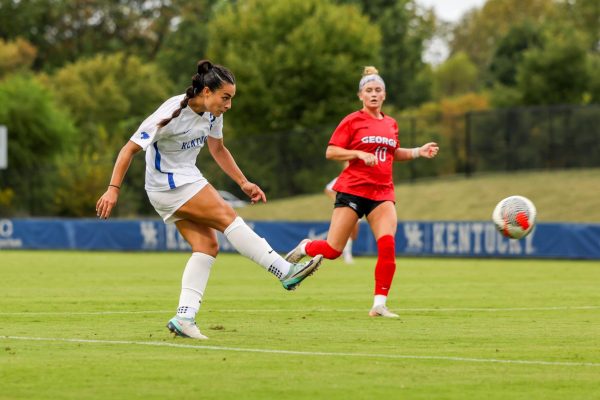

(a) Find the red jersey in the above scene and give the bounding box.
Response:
[329,110,400,201]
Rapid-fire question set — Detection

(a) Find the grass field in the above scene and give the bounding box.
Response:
[1,251,599,400]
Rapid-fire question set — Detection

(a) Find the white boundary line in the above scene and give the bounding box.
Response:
[0,310,172,316]
[2,335,599,367]
[0,305,599,316]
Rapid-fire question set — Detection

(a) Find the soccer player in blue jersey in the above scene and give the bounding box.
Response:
[96,60,322,339]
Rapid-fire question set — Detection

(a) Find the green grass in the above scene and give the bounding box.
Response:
[237,168,600,222]
[1,251,599,399]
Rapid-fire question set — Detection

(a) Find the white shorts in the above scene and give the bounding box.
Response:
[147,179,208,224]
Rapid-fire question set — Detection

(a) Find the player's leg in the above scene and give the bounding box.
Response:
[285,207,358,263]
[351,220,360,241]
[365,201,399,318]
[166,220,218,339]
[342,220,360,264]
[175,184,322,290]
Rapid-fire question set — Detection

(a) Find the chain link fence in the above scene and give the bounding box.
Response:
[394,104,600,181]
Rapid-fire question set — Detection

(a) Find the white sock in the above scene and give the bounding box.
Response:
[177,252,215,319]
[373,295,387,308]
[269,257,291,280]
[343,239,353,262]
[300,241,308,255]
[224,217,291,279]
[343,238,353,253]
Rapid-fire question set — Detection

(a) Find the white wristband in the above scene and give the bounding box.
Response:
[411,147,421,159]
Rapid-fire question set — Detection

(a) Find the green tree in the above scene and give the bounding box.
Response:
[206,0,380,196]
[0,37,37,78]
[517,28,590,105]
[155,1,214,89]
[489,22,543,86]
[0,74,76,215]
[432,52,479,98]
[0,0,178,70]
[47,52,173,149]
[487,21,544,107]
[450,0,558,77]
[587,54,600,103]
[561,0,600,51]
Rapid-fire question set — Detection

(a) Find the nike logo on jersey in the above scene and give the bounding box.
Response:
[140,132,150,139]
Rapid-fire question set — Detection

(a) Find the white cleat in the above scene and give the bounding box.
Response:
[368,305,399,318]
[284,238,310,263]
[166,316,208,339]
[281,254,323,291]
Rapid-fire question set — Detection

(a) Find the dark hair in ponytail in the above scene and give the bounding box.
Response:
[158,60,236,128]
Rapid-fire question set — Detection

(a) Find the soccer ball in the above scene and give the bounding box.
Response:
[492,195,536,239]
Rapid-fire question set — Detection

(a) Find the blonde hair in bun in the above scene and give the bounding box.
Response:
[362,66,379,76]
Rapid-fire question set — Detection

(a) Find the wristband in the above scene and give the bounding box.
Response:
[108,184,121,190]
[411,147,421,159]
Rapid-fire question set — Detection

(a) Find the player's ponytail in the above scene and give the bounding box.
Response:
[158,60,236,128]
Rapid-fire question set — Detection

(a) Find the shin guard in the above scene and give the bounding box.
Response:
[374,235,396,296]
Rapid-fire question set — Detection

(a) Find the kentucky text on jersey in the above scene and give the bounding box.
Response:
[181,136,207,150]
[361,136,397,147]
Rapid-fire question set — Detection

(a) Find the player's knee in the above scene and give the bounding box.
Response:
[191,239,219,257]
[377,235,395,260]
[213,206,238,231]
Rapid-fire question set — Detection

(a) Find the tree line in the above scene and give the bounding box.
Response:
[0,0,598,217]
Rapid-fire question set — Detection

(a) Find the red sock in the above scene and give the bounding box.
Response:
[374,235,396,296]
[305,240,342,260]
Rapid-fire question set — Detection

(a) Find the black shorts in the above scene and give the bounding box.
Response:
[334,192,388,218]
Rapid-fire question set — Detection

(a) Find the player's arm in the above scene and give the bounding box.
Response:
[207,136,266,204]
[326,145,378,166]
[96,140,142,219]
[394,142,439,162]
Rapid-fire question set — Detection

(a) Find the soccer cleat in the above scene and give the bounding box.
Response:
[368,305,399,318]
[284,238,310,263]
[281,254,323,291]
[166,316,208,339]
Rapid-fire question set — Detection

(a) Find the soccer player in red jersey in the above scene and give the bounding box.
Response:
[285,66,439,318]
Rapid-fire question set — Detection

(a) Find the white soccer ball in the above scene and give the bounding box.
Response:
[492,195,537,239]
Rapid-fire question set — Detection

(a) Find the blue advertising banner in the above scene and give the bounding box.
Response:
[0,218,598,259]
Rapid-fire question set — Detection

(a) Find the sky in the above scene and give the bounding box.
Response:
[416,0,487,23]
[415,0,488,64]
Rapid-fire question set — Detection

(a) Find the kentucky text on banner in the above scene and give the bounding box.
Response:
[1,219,598,259]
